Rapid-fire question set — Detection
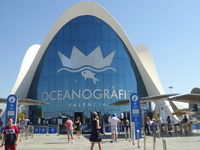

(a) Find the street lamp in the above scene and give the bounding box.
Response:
[169,86,173,93]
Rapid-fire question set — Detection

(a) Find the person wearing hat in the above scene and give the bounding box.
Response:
[109,114,121,143]
[90,112,102,150]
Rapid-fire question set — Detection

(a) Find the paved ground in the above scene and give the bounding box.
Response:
[16,133,200,150]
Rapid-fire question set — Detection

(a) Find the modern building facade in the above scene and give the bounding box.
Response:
[11,2,174,123]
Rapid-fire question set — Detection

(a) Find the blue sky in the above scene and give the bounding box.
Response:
[0,0,200,98]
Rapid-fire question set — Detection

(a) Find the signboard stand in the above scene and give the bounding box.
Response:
[5,94,18,125]
[130,93,142,145]
[137,130,140,148]
[131,122,135,145]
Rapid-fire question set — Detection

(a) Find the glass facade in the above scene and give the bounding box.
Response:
[27,15,148,123]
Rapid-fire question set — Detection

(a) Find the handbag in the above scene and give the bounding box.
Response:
[96,132,102,140]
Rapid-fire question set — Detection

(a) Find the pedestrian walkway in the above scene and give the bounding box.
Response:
[17,133,200,150]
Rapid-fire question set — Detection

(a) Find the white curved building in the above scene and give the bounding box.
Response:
[11,2,174,123]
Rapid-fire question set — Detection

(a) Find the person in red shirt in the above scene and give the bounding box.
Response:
[1,118,20,150]
[65,117,74,143]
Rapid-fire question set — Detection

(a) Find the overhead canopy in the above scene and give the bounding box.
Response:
[0,98,48,106]
[140,93,179,102]
[172,108,196,115]
[110,93,179,106]
[167,94,200,105]
[110,100,129,106]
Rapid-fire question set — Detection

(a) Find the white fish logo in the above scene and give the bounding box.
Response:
[58,46,116,84]
[81,70,99,84]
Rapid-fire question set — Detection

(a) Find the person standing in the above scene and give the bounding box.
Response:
[166,116,172,132]
[65,117,74,143]
[109,114,121,143]
[119,112,124,122]
[119,112,124,135]
[1,118,20,150]
[182,115,188,123]
[90,112,102,150]
[124,117,130,140]
[75,117,82,139]
[182,115,189,133]
[144,114,150,135]
[173,118,180,134]
[37,117,41,125]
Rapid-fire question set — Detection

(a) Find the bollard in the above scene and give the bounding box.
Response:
[19,131,22,142]
[125,126,127,140]
[162,139,167,150]
[153,134,156,150]
[137,130,140,149]
[158,124,161,138]
[57,125,60,136]
[28,125,31,137]
[31,125,34,138]
[131,128,135,145]
[127,126,131,142]
[128,127,130,141]
[143,132,146,150]
[46,126,48,136]
[25,127,28,140]
[39,126,41,136]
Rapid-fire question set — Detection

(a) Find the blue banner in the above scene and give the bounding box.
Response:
[192,124,200,130]
[40,127,47,134]
[34,126,40,134]
[104,125,124,133]
[48,126,57,134]
[5,94,18,125]
[130,93,141,139]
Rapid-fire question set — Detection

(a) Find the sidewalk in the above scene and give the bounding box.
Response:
[17,133,200,150]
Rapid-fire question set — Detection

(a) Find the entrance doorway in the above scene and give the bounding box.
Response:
[74,112,83,124]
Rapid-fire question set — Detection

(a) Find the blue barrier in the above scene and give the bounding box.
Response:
[34,126,58,134]
[34,126,40,134]
[105,125,124,133]
[105,126,111,132]
[40,127,47,134]
[48,126,57,134]
[119,125,125,132]
[192,124,200,129]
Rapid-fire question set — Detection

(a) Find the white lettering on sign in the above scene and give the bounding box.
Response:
[66,102,106,108]
[41,89,133,101]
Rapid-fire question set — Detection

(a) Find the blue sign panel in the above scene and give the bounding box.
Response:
[40,127,47,134]
[130,93,141,139]
[48,126,57,134]
[105,126,111,132]
[5,94,18,125]
[104,125,124,133]
[34,126,40,134]
[192,124,200,130]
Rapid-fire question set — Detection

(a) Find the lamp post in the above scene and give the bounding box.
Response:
[169,86,173,94]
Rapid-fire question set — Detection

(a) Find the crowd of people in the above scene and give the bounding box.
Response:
[144,114,191,135]
[64,112,129,150]
[0,112,193,150]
